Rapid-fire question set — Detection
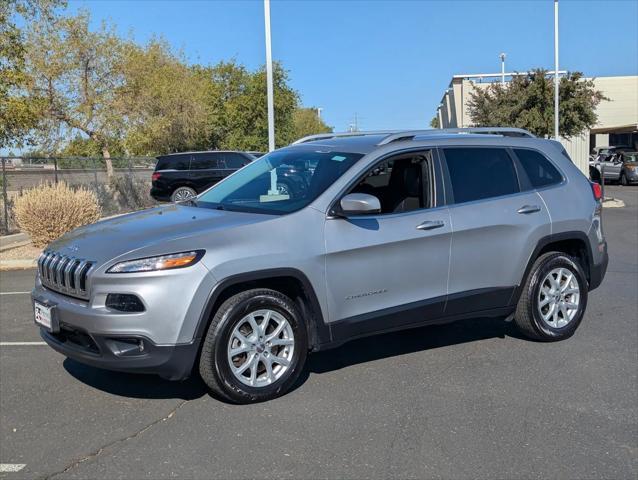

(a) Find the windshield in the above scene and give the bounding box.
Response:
[196,148,364,214]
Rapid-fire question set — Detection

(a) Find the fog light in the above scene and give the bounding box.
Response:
[105,338,145,356]
[105,294,145,312]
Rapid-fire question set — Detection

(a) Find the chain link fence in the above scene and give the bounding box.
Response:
[1,156,159,235]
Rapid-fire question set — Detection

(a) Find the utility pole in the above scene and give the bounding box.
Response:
[316,107,323,120]
[349,113,359,132]
[264,0,275,152]
[554,0,560,139]
[499,52,506,86]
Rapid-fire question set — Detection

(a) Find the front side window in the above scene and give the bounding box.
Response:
[347,152,432,214]
[443,147,519,204]
[196,148,363,214]
[514,149,562,188]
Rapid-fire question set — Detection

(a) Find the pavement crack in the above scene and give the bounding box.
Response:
[40,400,188,480]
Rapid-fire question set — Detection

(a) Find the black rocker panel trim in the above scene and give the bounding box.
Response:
[326,287,515,349]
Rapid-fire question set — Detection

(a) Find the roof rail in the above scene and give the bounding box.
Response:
[376,127,535,146]
[291,130,398,145]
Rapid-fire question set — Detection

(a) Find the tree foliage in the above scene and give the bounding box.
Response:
[13,7,328,160]
[201,61,299,151]
[293,107,332,140]
[466,69,607,139]
[119,40,211,156]
[25,11,126,175]
[0,0,65,149]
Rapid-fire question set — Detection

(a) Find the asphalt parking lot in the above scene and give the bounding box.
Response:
[1,185,637,480]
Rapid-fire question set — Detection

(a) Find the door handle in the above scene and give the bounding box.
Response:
[416,220,445,231]
[517,205,541,214]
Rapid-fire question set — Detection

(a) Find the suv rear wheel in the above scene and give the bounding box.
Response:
[514,252,588,341]
[199,289,308,403]
[171,186,196,202]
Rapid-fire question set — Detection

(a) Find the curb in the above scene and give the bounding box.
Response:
[602,198,625,208]
[0,259,38,271]
[0,232,30,252]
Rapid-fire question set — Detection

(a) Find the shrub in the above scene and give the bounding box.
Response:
[109,175,156,212]
[14,182,101,248]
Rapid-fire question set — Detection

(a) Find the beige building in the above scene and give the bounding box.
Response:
[436,73,638,174]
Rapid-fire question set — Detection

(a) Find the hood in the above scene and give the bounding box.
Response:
[47,204,273,266]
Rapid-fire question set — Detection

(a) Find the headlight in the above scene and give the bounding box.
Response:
[107,250,204,273]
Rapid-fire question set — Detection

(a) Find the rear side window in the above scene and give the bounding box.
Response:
[443,147,519,204]
[191,154,220,170]
[225,153,248,169]
[514,149,563,188]
[155,155,190,171]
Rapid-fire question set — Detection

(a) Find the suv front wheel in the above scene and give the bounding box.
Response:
[199,289,308,403]
[514,252,588,341]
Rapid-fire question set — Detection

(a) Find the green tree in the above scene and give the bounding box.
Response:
[0,0,64,150]
[429,115,440,129]
[467,69,607,139]
[24,11,126,176]
[119,40,211,156]
[201,60,299,151]
[293,107,332,140]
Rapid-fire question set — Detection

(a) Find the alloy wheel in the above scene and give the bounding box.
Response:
[227,309,295,387]
[537,267,581,329]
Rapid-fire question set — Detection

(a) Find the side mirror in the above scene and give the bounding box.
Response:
[339,193,381,215]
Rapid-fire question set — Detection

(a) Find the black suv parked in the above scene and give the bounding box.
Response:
[151,151,255,202]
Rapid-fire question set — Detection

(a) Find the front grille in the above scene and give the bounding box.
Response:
[38,251,94,299]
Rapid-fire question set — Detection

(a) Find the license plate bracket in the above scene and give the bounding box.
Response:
[34,301,59,333]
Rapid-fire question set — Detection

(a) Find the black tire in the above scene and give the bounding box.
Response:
[199,289,308,403]
[620,172,628,186]
[170,186,196,202]
[514,252,588,341]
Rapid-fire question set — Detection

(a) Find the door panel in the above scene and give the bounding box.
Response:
[447,191,551,303]
[324,207,452,323]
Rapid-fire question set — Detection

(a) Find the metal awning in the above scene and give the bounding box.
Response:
[590,123,638,134]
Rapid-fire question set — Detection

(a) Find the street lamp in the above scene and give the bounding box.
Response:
[264,0,275,152]
[554,0,560,139]
[499,52,506,86]
[263,0,278,197]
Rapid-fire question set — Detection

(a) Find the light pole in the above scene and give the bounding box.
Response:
[554,0,560,139]
[317,107,323,120]
[499,52,506,86]
[263,0,278,197]
[264,0,275,152]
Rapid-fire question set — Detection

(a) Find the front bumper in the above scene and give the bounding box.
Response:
[623,168,638,183]
[31,261,215,380]
[40,326,198,380]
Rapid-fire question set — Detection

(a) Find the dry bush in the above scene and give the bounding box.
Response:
[14,182,101,248]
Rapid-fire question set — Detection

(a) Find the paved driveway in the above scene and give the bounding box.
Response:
[1,185,636,479]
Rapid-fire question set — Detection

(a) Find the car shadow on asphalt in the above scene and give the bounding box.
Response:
[296,315,519,382]
[62,316,520,402]
[62,358,208,400]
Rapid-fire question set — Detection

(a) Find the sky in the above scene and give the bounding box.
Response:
[64,0,638,132]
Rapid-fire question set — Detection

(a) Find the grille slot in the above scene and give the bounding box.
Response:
[38,251,94,299]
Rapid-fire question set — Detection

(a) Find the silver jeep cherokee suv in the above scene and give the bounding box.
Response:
[33,128,608,403]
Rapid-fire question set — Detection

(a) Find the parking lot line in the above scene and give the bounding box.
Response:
[0,342,46,346]
[0,464,26,473]
[0,291,31,295]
